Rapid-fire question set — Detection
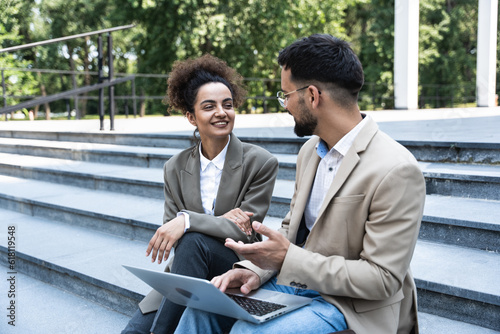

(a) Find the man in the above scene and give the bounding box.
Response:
[174,34,426,334]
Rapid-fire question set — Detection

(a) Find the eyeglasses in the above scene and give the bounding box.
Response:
[276,86,321,108]
[276,86,308,108]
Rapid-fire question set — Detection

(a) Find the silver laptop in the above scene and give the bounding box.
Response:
[123,265,312,324]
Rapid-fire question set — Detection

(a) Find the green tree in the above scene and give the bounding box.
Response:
[110,0,357,114]
[344,0,395,110]
[36,0,120,117]
[5,0,490,115]
[0,0,38,117]
[419,0,478,108]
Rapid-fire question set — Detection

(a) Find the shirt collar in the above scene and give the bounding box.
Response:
[316,114,369,158]
[199,136,231,171]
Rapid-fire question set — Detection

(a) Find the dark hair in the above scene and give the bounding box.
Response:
[165,54,247,115]
[278,34,364,104]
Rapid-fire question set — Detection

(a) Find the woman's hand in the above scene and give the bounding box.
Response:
[146,215,185,264]
[222,208,254,236]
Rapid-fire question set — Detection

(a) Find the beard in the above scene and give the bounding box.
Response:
[293,98,317,137]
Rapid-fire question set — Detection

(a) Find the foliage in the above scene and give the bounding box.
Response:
[418,0,479,108]
[345,0,395,110]
[0,0,38,106]
[1,0,496,117]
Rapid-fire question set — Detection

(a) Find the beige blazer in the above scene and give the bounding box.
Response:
[239,118,426,334]
[139,134,278,313]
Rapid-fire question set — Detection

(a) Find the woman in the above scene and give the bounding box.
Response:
[122,54,279,334]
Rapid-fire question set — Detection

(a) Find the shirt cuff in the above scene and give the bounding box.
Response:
[177,212,190,232]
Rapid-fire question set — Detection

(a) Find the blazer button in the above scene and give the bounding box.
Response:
[290,282,297,287]
[301,284,308,289]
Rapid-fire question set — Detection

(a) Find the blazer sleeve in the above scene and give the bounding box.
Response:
[184,154,279,243]
[162,176,182,223]
[277,161,426,300]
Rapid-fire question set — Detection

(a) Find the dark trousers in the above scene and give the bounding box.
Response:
[122,232,239,334]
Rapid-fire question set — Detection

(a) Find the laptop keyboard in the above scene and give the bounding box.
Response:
[227,294,286,316]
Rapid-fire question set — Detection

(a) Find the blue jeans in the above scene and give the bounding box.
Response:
[173,277,347,333]
[122,232,239,334]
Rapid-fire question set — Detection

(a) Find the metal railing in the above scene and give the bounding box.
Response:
[0,75,135,114]
[0,25,135,130]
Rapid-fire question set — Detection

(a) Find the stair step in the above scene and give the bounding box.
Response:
[0,137,179,168]
[1,162,498,251]
[421,195,500,251]
[421,161,500,200]
[0,175,164,241]
[1,128,500,164]
[0,129,195,149]
[0,129,307,154]
[2,138,499,195]
[0,175,286,241]
[0,152,166,199]
[412,240,500,331]
[400,140,500,164]
[0,138,298,180]
[0,210,162,316]
[0,154,294,215]
[3,146,500,201]
[0,267,130,333]
[419,312,500,334]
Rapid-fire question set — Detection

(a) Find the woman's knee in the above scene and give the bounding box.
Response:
[176,232,207,251]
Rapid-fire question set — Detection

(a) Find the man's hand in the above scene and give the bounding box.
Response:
[225,221,290,271]
[222,208,254,235]
[146,215,185,264]
[211,268,260,294]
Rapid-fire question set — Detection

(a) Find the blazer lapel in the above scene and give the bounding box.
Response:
[314,118,379,224]
[214,134,243,216]
[287,137,321,242]
[180,145,204,213]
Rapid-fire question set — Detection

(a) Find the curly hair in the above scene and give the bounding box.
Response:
[165,54,247,115]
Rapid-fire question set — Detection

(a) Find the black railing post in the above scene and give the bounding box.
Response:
[2,70,7,121]
[435,85,439,109]
[98,34,105,130]
[262,80,267,113]
[59,74,71,119]
[108,33,115,131]
[371,83,376,111]
[132,78,137,117]
[451,85,455,108]
[72,70,79,119]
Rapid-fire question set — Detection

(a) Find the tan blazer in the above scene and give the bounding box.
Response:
[239,118,426,334]
[139,134,278,313]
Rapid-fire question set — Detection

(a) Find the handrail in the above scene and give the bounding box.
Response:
[0,75,134,115]
[1,25,135,129]
[0,25,135,53]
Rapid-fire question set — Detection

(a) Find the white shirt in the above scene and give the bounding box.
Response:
[179,137,230,230]
[199,138,230,215]
[304,115,368,231]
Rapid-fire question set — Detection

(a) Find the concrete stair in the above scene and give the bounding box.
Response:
[2,270,131,333]
[0,128,499,333]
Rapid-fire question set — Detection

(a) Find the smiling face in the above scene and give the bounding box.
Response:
[186,82,235,144]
